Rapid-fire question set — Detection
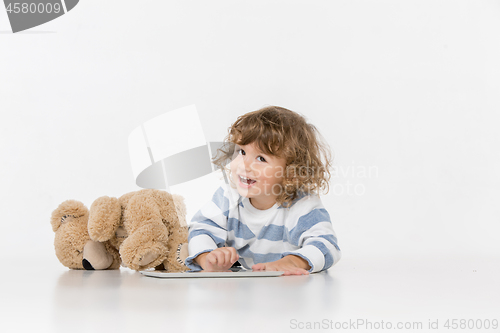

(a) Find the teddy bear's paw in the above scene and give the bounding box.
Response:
[137,251,158,266]
[130,243,167,269]
[120,239,168,271]
[82,240,113,270]
[162,243,189,272]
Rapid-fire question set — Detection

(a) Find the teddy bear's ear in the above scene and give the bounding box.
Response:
[50,200,88,232]
[171,194,187,227]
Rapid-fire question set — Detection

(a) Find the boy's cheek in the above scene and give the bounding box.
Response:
[253,168,262,178]
[260,167,272,178]
[229,160,238,176]
[229,159,237,170]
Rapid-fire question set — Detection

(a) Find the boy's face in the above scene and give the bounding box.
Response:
[229,142,287,210]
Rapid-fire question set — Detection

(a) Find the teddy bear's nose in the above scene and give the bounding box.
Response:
[82,259,95,270]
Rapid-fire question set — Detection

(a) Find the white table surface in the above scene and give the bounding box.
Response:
[1,254,498,333]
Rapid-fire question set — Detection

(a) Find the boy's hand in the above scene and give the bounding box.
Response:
[252,255,311,276]
[195,247,239,272]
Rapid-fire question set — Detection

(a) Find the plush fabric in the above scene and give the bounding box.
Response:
[51,189,189,272]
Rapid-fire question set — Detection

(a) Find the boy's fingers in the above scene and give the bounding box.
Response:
[213,251,225,265]
[229,248,239,263]
[216,248,229,266]
[285,269,309,276]
[252,263,265,271]
[206,253,217,265]
[223,248,233,265]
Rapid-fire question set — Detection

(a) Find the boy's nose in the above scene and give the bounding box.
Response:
[240,157,254,173]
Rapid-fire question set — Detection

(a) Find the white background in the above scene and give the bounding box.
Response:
[1,0,499,267]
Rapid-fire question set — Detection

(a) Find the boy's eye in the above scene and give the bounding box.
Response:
[238,149,266,162]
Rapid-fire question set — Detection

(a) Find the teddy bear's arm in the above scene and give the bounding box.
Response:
[88,196,121,242]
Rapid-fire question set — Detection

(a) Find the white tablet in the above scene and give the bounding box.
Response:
[140,269,284,278]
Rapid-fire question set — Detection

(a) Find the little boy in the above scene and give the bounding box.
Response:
[184,106,341,275]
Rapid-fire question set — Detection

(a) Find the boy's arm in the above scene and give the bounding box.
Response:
[252,254,311,275]
[282,206,341,273]
[184,186,235,270]
[193,252,209,267]
[253,203,341,274]
[185,219,226,270]
[193,247,239,271]
[265,196,341,274]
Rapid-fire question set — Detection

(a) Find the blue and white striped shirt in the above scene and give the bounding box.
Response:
[185,183,341,273]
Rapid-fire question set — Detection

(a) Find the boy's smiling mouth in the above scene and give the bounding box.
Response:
[238,175,257,186]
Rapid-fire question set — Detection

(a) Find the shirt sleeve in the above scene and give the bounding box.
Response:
[184,185,236,270]
[281,196,341,273]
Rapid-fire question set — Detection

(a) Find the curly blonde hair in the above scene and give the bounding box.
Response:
[212,106,333,208]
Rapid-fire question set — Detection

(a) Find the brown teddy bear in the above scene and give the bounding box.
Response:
[50,189,189,272]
